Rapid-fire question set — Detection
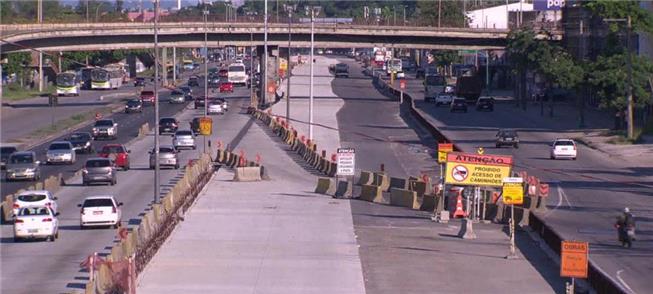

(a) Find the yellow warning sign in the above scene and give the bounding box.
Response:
[502,182,524,205]
[438,151,447,163]
[199,116,212,136]
[477,147,485,155]
[444,152,513,187]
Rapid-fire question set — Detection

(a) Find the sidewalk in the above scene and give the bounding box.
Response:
[136,108,366,294]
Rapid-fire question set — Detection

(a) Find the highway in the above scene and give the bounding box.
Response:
[0,70,255,293]
[399,74,653,293]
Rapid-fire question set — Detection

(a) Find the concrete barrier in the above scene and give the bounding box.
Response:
[389,188,418,209]
[536,195,548,212]
[328,162,337,177]
[334,180,353,198]
[233,166,262,181]
[358,184,384,203]
[1,194,14,223]
[420,194,437,211]
[314,177,334,194]
[389,177,409,191]
[372,172,390,192]
[358,171,374,186]
[409,180,427,197]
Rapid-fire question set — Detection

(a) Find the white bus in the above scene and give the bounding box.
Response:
[91,67,123,90]
[227,62,248,86]
[56,72,80,96]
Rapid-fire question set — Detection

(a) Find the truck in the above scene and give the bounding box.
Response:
[455,75,483,102]
[423,74,446,103]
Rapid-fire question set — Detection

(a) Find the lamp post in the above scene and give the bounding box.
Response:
[305,5,321,140]
[153,0,161,203]
[605,17,634,139]
[283,3,297,125]
[263,0,268,108]
[203,3,209,154]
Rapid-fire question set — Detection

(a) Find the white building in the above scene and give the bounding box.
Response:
[466,1,533,29]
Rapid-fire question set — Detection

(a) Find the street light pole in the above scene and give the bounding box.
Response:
[284,3,296,124]
[153,0,161,204]
[263,0,268,107]
[308,8,315,140]
[626,16,634,140]
[204,6,209,153]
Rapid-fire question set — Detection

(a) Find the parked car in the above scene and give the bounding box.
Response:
[550,139,577,160]
[159,117,179,135]
[92,119,118,140]
[78,196,122,229]
[12,190,59,217]
[207,100,224,115]
[1,145,18,170]
[435,94,454,106]
[140,90,155,105]
[169,90,186,104]
[172,130,196,150]
[134,77,146,87]
[14,206,59,242]
[5,151,41,181]
[495,129,519,148]
[450,98,468,113]
[82,158,117,186]
[476,96,495,112]
[149,145,180,169]
[219,80,234,93]
[188,75,199,87]
[125,99,143,113]
[97,144,131,170]
[66,132,94,153]
[46,141,76,165]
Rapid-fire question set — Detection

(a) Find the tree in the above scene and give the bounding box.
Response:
[416,0,466,27]
[584,0,653,33]
[589,53,653,109]
[4,52,32,85]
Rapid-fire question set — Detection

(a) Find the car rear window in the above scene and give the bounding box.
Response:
[18,194,47,202]
[127,100,141,106]
[49,143,71,150]
[141,91,154,95]
[160,147,176,153]
[176,130,193,136]
[555,141,575,146]
[160,118,177,124]
[101,145,125,153]
[86,159,111,168]
[83,198,114,207]
[501,131,517,137]
[70,133,91,140]
[19,207,50,216]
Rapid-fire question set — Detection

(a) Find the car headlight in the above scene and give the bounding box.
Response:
[24,168,35,173]
[85,142,91,147]
[92,127,98,132]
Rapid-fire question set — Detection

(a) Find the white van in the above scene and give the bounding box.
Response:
[227,63,248,86]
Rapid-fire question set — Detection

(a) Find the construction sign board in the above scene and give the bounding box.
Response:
[560,241,589,278]
[336,148,356,176]
[502,184,524,205]
[437,143,454,164]
[438,151,447,164]
[199,117,213,136]
[445,152,512,187]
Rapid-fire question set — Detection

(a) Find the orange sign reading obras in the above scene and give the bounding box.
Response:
[560,241,589,278]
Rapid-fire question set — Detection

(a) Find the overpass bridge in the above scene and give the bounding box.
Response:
[0,22,525,53]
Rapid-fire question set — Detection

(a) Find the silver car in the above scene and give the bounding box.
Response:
[82,158,117,186]
[149,145,179,169]
[92,119,118,140]
[172,130,196,150]
[5,151,41,181]
[46,141,76,165]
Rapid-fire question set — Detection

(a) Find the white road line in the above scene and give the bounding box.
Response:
[617,269,636,294]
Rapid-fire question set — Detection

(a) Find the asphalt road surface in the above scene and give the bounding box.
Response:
[0,83,253,294]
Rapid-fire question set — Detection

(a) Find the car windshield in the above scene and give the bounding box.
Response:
[229,65,245,72]
[9,154,34,164]
[49,143,71,150]
[85,159,111,168]
[160,118,176,124]
[500,131,517,137]
[127,100,141,106]
[18,194,47,202]
[19,207,50,216]
[83,198,114,207]
[176,130,193,136]
[159,147,176,153]
[171,91,183,95]
[95,120,113,127]
[141,91,154,96]
[180,87,190,92]
[1,147,17,155]
[555,140,574,146]
[70,133,90,140]
[101,145,125,153]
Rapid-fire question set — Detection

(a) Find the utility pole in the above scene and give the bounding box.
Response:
[306,6,321,140]
[284,3,297,125]
[37,0,43,23]
[438,0,442,28]
[153,0,161,204]
[204,4,209,154]
[626,16,634,140]
[263,0,268,107]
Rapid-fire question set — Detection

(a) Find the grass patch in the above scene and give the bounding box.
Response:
[2,83,55,101]
[604,128,644,145]
[29,106,112,139]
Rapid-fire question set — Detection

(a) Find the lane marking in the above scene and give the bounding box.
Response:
[617,269,636,294]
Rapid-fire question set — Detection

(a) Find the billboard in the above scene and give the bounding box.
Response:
[444,152,513,187]
[534,0,566,11]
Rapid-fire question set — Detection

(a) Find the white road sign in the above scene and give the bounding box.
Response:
[337,147,356,176]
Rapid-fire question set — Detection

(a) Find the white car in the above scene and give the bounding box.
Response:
[395,71,405,79]
[207,101,224,115]
[46,141,76,164]
[14,206,59,242]
[78,196,123,229]
[172,130,196,150]
[13,190,58,217]
[435,94,454,106]
[550,139,577,160]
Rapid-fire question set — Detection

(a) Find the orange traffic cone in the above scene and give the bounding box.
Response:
[452,192,466,218]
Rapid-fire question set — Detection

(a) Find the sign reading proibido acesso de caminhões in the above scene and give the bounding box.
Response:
[444,152,513,187]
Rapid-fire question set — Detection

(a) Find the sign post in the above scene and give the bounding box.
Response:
[337,148,355,198]
[503,177,523,259]
[561,240,589,294]
[434,143,454,221]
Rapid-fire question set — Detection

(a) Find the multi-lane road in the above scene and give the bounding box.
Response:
[0,64,256,293]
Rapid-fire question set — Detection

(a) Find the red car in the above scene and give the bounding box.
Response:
[98,144,131,170]
[140,90,155,105]
[219,81,234,93]
[218,69,228,78]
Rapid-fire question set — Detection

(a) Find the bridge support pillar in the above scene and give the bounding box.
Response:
[127,54,137,79]
[161,47,167,86]
[172,47,177,83]
[38,51,43,92]
[257,44,280,108]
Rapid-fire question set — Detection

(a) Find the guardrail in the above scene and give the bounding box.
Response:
[372,73,627,294]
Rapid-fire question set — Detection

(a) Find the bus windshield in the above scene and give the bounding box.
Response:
[56,73,76,86]
[91,69,108,81]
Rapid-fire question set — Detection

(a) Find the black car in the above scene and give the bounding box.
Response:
[178,86,193,101]
[450,98,468,113]
[190,117,202,134]
[125,99,143,113]
[134,77,146,87]
[208,77,220,88]
[476,97,494,112]
[188,76,199,87]
[66,132,94,153]
[496,129,519,148]
[194,96,207,109]
[159,117,178,135]
[0,146,18,170]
